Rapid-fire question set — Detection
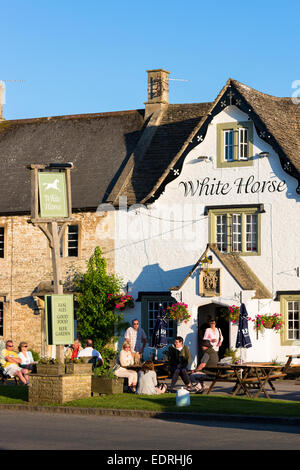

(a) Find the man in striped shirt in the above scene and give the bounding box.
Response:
[124,319,147,361]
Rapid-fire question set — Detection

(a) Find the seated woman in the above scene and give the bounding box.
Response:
[113,341,138,392]
[136,361,167,395]
[17,342,35,371]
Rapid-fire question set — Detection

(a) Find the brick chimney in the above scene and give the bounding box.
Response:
[145,69,170,119]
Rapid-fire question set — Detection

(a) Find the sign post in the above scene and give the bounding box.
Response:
[28,163,74,361]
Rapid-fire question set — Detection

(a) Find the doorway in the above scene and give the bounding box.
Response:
[197,304,229,360]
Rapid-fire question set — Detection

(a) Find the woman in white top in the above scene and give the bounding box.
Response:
[17,342,34,370]
[114,341,138,392]
[203,320,223,353]
[137,361,167,395]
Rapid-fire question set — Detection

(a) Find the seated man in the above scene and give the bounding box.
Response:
[78,339,104,368]
[190,339,219,393]
[1,340,30,385]
[167,336,191,392]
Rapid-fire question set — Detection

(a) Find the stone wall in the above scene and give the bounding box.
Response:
[29,373,92,404]
[0,210,114,354]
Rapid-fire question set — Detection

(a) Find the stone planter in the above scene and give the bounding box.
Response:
[36,363,66,376]
[91,376,124,395]
[29,374,92,404]
[65,363,93,375]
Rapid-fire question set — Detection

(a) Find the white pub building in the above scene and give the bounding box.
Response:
[109,70,300,367]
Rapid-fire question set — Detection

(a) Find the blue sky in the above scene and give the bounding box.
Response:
[1,0,300,119]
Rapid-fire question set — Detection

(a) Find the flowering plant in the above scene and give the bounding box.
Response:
[221,305,240,324]
[165,302,191,323]
[108,293,134,311]
[253,313,283,332]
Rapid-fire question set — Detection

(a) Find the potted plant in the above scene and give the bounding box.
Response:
[254,313,283,333]
[65,357,93,375]
[37,358,66,376]
[221,305,240,324]
[165,303,191,323]
[223,348,239,363]
[108,293,134,311]
[90,347,124,395]
[91,367,124,395]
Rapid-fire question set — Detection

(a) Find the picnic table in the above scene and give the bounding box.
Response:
[203,362,287,399]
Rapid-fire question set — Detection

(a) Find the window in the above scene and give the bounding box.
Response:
[60,224,80,258]
[209,207,261,255]
[67,225,79,257]
[0,301,3,336]
[217,121,253,168]
[141,295,176,341]
[280,295,300,345]
[0,227,5,259]
[287,300,299,340]
[148,300,175,340]
[224,130,234,161]
[239,128,248,160]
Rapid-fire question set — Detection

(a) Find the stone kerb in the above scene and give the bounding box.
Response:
[29,373,92,404]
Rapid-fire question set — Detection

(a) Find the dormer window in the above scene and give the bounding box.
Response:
[217,121,253,168]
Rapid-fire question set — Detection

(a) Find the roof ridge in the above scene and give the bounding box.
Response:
[1,108,144,125]
[229,78,291,100]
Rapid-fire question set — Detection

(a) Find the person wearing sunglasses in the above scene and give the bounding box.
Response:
[2,340,30,385]
[113,341,138,393]
[18,342,35,371]
[124,319,147,364]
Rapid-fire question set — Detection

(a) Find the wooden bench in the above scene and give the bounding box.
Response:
[0,367,19,385]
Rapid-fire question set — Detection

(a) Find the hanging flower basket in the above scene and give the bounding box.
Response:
[254,314,283,332]
[108,293,134,311]
[221,305,240,324]
[165,303,191,323]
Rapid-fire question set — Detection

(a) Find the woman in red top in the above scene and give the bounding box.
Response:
[65,339,82,360]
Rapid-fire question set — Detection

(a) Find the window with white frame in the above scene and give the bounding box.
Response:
[209,207,261,255]
[224,129,234,161]
[141,296,176,341]
[60,224,79,258]
[287,300,299,340]
[67,225,79,257]
[280,295,300,345]
[238,127,248,160]
[217,122,253,168]
[147,300,175,340]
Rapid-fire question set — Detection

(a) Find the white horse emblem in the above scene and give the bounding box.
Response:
[43,179,61,191]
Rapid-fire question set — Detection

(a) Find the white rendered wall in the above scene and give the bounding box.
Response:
[113,105,300,362]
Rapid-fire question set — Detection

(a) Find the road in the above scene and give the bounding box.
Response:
[0,409,299,451]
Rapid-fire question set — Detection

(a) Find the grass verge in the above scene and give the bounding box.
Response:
[1,386,300,418]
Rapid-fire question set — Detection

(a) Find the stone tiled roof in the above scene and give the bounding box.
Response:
[209,244,272,299]
[114,79,300,204]
[0,110,144,214]
[1,78,299,213]
[170,244,272,300]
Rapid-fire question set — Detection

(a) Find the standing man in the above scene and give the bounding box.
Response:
[124,319,147,363]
